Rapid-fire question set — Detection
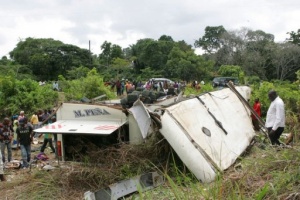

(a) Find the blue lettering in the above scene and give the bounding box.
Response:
[74,110,85,118]
[74,108,111,118]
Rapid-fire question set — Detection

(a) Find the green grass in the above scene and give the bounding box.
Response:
[134,139,300,199]
[3,136,300,200]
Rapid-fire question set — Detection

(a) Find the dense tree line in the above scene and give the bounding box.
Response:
[1,26,300,124]
[195,26,300,81]
[0,26,299,83]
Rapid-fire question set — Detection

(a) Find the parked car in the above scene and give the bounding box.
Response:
[212,77,239,88]
[143,78,175,88]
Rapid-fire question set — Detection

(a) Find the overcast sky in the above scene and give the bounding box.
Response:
[0,0,299,58]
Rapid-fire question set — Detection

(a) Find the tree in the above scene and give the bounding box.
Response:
[139,67,162,80]
[99,41,112,67]
[165,47,186,78]
[202,27,277,80]
[99,41,124,67]
[131,38,167,72]
[62,68,115,101]
[0,56,9,65]
[111,44,123,59]
[286,29,300,46]
[0,77,57,116]
[0,64,33,80]
[66,66,90,80]
[218,65,243,77]
[271,43,300,80]
[158,35,174,42]
[166,47,213,82]
[194,26,227,54]
[110,58,131,79]
[9,38,92,80]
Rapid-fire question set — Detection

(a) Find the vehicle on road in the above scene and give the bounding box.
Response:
[212,77,239,88]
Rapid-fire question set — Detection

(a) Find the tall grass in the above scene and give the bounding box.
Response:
[136,139,300,199]
[3,135,300,200]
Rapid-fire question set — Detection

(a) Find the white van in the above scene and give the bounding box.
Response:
[143,78,174,88]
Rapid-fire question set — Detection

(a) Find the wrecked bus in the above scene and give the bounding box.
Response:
[34,85,256,183]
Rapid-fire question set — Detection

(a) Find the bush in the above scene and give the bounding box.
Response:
[61,68,116,101]
[0,76,57,117]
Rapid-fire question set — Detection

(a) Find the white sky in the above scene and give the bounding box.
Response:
[0,0,299,58]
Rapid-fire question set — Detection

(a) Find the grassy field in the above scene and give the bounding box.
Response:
[1,132,300,200]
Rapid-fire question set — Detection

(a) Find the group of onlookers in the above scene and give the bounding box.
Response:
[0,109,56,181]
[144,80,185,95]
[114,79,143,96]
[112,78,191,96]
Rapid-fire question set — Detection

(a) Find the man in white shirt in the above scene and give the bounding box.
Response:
[265,90,285,145]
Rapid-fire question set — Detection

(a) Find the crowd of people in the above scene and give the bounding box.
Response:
[111,78,190,97]
[0,109,56,181]
[110,79,145,96]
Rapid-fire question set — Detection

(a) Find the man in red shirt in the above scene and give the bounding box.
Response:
[252,98,261,131]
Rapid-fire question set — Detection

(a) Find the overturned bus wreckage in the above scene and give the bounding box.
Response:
[34,84,255,186]
[128,85,254,183]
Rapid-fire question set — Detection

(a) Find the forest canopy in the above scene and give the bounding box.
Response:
[1,27,298,83]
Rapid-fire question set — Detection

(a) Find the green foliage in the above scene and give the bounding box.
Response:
[99,58,134,81]
[218,65,245,84]
[246,75,261,85]
[66,65,90,80]
[2,27,300,84]
[158,35,174,42]
[183,83,213,96]
[218,65,242,77]
[0,75,16,98]
[99,41,124,67]
[62,68,116,101]
[287,29,300,45]
[0,77,57,117]
[250,81,300,131]
[194,25,227,54]
[9,37,92,80]
[0,64,34,80]
[255,185,269,200]
[165,47,213,82]
[130,36,194,79]
[296,70,300,81]
[139,67,163,80]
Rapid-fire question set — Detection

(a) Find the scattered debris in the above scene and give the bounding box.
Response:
[42,164,56,171]
[4,160,21,169]
[84,172,164,200]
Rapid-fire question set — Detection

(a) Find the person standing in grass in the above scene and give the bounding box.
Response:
[30,111,40,138]
[40,116,56,154]
[40,132,56,154]
[266,90,285,145]
[30,111,39,130]
[16,117,34,168]
[116,80,122,96]
[12,116,19,148]
[251,98,261,131]
[0,117,14,163]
